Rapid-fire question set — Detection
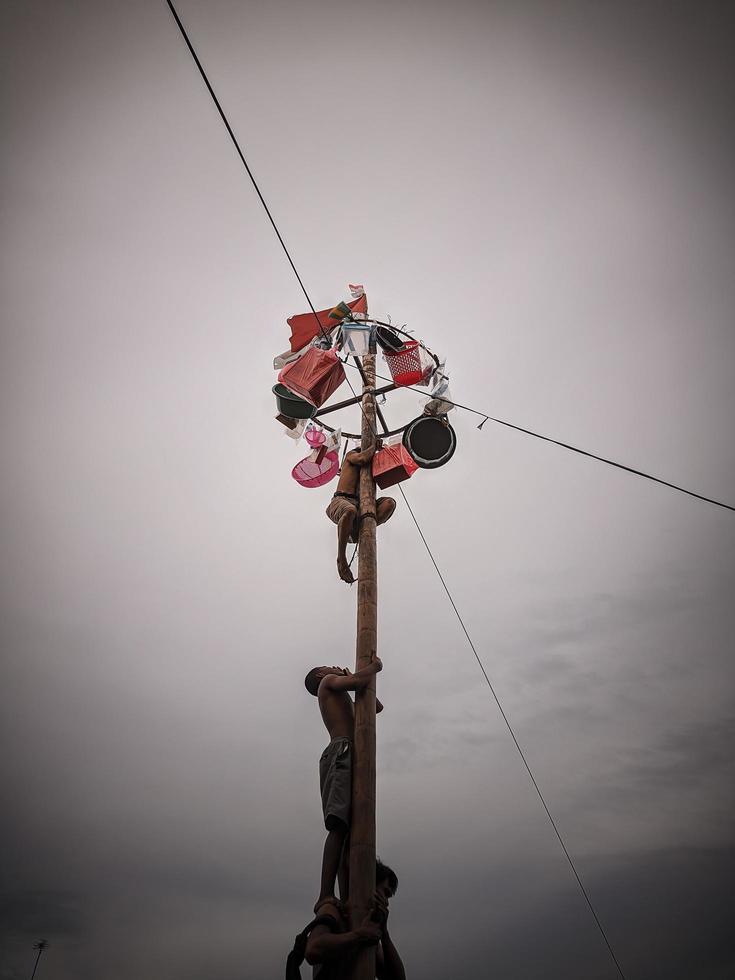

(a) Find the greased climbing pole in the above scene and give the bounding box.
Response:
[272,288,456,979]
[349,337,378,980]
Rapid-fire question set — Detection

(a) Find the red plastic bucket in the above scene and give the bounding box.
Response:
[383,340,427,387]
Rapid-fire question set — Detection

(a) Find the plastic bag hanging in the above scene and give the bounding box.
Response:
[340,320,374,357]
[329,301,353,321]
[311,333,333,352]
[422,357,455,415]
[281,418,309,441]
[324,427,342,456]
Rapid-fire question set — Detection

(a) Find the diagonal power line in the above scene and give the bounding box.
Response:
[164,0,316,321]
[164,0,382,436]
[341,363,735,514]
[397,484,627,979]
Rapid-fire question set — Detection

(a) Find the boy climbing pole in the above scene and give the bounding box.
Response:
[286,860,406,980]
[325,438,396,584]
[304,657,384,912]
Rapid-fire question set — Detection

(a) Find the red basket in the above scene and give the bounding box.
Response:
[383,340,431,387]
[278,347,346,408]
[372,444,418,489]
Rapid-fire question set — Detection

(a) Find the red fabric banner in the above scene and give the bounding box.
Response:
[287,294,368,352]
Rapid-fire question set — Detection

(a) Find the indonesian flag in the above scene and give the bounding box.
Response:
[349,284,365,299]
[286,293,368,352]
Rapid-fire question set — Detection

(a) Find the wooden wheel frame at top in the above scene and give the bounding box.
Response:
[314,322,441,441]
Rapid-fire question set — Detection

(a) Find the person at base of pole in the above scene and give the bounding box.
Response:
[325,438,396,584]
[304,657,384,912]
[304,860,406,980]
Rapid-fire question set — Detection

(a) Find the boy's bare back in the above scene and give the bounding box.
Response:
[334,451,361,497]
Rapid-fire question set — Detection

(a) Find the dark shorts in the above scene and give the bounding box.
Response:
[325,495,359,544]
[319,736,352,832]
[325,494,359,526]
[326,494,395,545]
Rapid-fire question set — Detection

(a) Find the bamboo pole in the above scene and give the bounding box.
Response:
[348,342,378,980]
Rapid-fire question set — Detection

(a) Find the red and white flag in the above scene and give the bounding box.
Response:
[348,283,365,299]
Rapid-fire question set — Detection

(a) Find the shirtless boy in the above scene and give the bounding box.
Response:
[325,441,396,584]
[303,860,406,980]
[305,656,383,911]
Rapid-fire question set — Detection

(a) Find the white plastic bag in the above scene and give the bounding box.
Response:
[324,427,342,455]
[421,357,455,415]
[282,418,308,441]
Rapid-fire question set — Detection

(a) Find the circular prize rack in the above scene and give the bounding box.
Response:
[313,320,442,441]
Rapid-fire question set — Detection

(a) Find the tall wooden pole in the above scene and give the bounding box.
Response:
[348,337,378,980]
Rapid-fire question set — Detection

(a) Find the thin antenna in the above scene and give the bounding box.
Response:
[30,941,48,980]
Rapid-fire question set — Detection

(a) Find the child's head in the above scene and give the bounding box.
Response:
[376,858,398,898]
[304,666,341,696]
[304,667,323,695]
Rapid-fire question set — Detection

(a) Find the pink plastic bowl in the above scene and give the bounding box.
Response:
[292,450,340,488]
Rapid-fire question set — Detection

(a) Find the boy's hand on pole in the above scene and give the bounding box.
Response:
[354,916,381,946]
[371,891,389,925]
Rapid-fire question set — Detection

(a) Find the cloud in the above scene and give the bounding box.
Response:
[0,889,84,943]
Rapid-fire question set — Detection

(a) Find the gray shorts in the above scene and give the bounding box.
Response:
[319,736,352,832]
[326,494,360,544]
[325,494,359,526]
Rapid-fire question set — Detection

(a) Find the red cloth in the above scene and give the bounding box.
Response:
[372,444,418,489]
[287,294,368,352]
[278,348,346,408]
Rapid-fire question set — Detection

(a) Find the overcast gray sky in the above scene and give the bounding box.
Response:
[2,1,734,978]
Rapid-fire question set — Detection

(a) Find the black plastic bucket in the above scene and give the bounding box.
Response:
[375,326,405,353]
[272,383,317,420]
[403,416,456,469]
